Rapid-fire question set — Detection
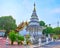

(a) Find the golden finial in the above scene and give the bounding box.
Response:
[34,2,36,11]
[34,2,35,7]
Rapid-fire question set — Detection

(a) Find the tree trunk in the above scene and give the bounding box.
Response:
[11,41,14,45]
[18,42,20,45]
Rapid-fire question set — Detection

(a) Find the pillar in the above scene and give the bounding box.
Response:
[48,34,50,38]
[39,38,41,46]
[46,37,49,44]
[52,37,54,42]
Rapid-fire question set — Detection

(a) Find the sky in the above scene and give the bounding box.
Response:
[0,0,60,27]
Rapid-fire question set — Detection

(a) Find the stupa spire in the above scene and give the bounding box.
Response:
[33,3,36,12]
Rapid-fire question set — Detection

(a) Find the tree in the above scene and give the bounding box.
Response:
[8,30,24,45]
[16,34,24,45]
[0,16,17,36]
[53,35,59,39]
[53,27,60,35]
[39,21,45,26]
[8,30,16,45]
[53,27,60,39]
[43,27,53,36]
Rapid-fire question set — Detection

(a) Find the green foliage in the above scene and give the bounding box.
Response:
[8,30,16,45]
[43,27,53,36]
[53,27,60,35]
[16,34,24,45]
[8,30,24,45]
[0,16,17,36]
[16,34,24,41]
[53,35,59,39]
[39,21,45,26]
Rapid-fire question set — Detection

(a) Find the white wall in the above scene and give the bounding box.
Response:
[0,32,5,36]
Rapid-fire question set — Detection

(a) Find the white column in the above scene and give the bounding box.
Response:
[5,37,9,48]
[39,38,41,46]
[48,34,50,38]
[37,28,38,36]
[32,28,34,37]
[52,37,54,42]
[6,37,9,45]
[46,37,49,44]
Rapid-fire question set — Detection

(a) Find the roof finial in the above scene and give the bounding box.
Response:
[34,2,36,12]
[34,2,35,7]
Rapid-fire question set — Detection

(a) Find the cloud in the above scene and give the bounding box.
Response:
[51,8,60,14]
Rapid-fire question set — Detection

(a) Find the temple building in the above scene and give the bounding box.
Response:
[0,30,5,37]
[26,3,45,44]
[18,3,52,44]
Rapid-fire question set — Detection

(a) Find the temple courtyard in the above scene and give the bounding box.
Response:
[0,37,60,48]
[0,0,60,48]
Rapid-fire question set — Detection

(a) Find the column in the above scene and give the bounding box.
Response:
[48,34,50,38]
[5,37,9,48]
[46,37,49,44]
[32,28,34,37]
[52,37,54,42]
[29,30,30,36]
[39,38,41,46]
[37,28,38,36]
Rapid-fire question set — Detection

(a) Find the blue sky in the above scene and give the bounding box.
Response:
[0,0,60,27]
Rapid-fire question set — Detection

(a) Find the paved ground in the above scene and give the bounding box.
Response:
[43,41,60,48]
[0,37,25,48]
[0,37,60,48]
[33,41,60,48]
